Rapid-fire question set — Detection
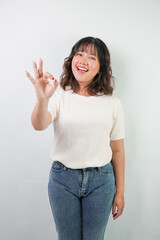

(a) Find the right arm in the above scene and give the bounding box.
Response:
[31,100,52,130]
[25,58,59,130]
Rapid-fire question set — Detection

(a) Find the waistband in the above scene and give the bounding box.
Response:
[53,161,112,172]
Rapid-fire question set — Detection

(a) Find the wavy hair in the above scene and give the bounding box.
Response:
[59,36,115,96]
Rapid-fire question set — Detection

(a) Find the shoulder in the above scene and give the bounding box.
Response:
[109,95,123,106]
[105,95,124,116]
[102,94,122,105]
[109,94,121,102]
[48,86,63,105]
[57,85,71,95]
[51,85,64,98]
[50,85,72,102]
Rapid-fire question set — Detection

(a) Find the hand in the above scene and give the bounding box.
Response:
[112,192,124,220]
[25,59,59,103]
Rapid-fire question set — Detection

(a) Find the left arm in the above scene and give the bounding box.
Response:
[110,138,125,220]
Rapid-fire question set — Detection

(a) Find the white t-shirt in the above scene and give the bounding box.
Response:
[48,85,125,169]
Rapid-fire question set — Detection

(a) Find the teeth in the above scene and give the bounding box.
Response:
[77,67,88,72]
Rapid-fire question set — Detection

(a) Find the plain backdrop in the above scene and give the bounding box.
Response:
[0,0,160,239]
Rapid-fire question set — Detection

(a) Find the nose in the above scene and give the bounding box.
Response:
[80,55,88,65]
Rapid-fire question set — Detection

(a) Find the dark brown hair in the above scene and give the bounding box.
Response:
[59,36,115,96]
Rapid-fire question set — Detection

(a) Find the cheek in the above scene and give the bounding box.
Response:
[92,63,100,73]
[72,57,77,69]
[71,59,75,72]
[71,59,78,76]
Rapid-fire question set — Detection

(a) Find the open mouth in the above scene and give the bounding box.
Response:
[77,66,88,72]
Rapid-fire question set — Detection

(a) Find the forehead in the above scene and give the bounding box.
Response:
[77,44,98,56]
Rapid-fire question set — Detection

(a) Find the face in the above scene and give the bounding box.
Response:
[71,45,100,87]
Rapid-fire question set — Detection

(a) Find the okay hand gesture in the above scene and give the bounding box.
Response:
[25,59,59,103]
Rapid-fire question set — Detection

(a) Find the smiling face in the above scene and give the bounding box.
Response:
[71,44,100,88]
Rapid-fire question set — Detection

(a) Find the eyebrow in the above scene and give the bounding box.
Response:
[77,50,97,57]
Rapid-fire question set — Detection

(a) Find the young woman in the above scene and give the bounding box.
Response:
[25,36,125,240]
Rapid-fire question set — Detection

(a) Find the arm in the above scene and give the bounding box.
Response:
[31,100,52,130]
[25,59,58,131]
[110,138,125,220]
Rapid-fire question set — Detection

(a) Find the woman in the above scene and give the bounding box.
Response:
[25,36,125,240]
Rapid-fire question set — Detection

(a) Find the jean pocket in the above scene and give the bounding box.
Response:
[51,161,66,172]
[99,162,114,173]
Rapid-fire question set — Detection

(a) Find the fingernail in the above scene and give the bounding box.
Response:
[52,77,54,80]
[112,212,114,215]
[54,79,57,82]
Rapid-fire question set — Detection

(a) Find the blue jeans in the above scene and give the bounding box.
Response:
[48,161,116,240]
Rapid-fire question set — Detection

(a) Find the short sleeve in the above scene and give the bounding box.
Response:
[47,88,60,123]
[110,98,125,141]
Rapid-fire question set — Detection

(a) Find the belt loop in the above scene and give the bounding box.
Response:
[96,167,100,172]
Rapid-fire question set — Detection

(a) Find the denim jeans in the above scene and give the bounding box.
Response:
[48,161,116,240]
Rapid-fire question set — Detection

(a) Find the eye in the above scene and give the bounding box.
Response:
[89,56,96,60]
[76,52,82,56]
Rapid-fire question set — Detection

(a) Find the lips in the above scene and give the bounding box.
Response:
[77,66,88,73]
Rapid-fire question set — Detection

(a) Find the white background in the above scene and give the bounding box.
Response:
[0,0,160,239]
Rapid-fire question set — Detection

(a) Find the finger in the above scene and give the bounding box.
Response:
[25,71,36,85]
[44,72,59,86]
[113,212,121,220]
[113,213,119,220]
[33,61,39,80]
[43,73,48,79]
[38,58,43,77]
[44,72,54,79]
[113,207,123,220]
[112,202,116,215]
[38,76,44,84]
[43,74,49,84]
